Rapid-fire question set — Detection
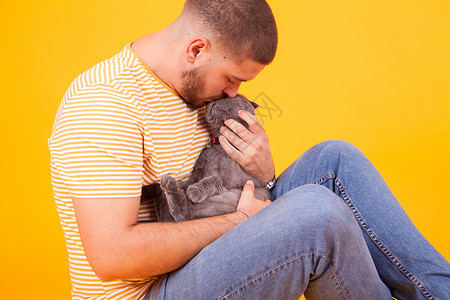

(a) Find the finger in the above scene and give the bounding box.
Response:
[220,125,248,151]
[241,180,255,194]
[238,110,265,136]
[223,119,255,145]
[219,135,244,162]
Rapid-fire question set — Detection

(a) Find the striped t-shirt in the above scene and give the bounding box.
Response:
[48,43,211,299]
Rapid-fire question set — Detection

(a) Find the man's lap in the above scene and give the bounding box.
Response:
[146,183,388,300]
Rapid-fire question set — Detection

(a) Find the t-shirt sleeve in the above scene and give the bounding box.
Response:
[49,84,145,198]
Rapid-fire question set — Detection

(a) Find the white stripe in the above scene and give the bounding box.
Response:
[50,43,210,298]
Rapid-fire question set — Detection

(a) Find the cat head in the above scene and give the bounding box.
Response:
[205,94,259,129]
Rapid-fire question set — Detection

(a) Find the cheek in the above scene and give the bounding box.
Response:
[202,76,226,93]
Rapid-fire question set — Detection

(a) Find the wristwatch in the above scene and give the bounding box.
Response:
[265,175,277,190]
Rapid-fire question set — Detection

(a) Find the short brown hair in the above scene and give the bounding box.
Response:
[182,0,278,65]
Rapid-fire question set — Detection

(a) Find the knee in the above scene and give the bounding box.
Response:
[309,140,367,168]
[315,140,360,157]
[256,184,363,253]
[278,184,356,233]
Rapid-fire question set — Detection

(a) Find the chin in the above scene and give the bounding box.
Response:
[183,98,208,108]
[180,92,219,108]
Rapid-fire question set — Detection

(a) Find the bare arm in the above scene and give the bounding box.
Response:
[73,181,269,281]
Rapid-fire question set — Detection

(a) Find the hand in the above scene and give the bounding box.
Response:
[219,109,275,185]
[236,180,271,218]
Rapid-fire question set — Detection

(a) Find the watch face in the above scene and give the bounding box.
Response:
[265,178,276,190]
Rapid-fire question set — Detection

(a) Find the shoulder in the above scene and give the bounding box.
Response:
[65,45,144,101]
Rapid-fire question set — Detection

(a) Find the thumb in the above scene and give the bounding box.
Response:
[242,180,255,194]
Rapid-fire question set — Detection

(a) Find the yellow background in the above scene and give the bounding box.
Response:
[1,0,449,298]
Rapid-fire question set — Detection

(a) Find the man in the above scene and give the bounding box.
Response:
[49,0,450,299]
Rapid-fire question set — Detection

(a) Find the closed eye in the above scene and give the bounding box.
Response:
[229,75,247,83]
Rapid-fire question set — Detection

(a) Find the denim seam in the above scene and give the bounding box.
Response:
[219,252,350,300]
[313,173,435,300]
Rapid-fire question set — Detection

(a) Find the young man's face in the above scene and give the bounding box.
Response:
[178,57,266,107]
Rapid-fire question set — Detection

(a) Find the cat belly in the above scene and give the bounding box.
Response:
[200,147,263,188]
[192,189,241,219]
[191,187,270,220]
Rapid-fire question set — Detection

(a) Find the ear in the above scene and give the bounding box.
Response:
[186,37,209,64]
[249,100,259,109]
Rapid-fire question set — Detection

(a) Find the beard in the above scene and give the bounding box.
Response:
[178,67,225,108]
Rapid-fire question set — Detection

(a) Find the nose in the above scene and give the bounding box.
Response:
[223,82,241,98]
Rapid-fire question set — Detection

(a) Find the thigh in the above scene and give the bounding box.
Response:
[147,184,390,300]
[148,195,306,300]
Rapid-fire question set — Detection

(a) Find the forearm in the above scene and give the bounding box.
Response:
[102,211,247,281]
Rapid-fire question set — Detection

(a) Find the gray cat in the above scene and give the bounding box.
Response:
[141,94,270,222]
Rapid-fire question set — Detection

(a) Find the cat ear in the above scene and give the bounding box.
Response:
[249,100,259,109]
[236,94,259,109]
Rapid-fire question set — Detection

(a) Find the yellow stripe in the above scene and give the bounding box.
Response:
[49,43,211,299]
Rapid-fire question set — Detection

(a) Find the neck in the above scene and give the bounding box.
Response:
[131,25,181,92]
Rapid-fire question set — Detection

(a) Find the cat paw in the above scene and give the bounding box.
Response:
[187,185,206,203]
[160,174,179,193]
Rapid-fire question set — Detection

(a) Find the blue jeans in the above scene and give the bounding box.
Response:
[145,140,450,299]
